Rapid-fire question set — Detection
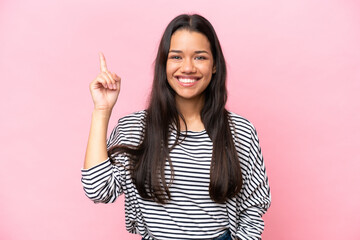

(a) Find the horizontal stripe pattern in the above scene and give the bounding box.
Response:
[81,111,271,240]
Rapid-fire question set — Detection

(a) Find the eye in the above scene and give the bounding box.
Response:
[195,56,207,60]
[169,55,181,60]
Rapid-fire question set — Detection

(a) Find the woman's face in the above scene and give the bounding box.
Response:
[166,29,216,103]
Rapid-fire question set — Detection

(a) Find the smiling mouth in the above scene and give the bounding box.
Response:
[176,77,200,83]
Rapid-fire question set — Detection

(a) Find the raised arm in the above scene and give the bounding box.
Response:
[83,52,121,169]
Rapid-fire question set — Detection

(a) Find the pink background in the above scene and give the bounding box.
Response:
[1,0,359,239]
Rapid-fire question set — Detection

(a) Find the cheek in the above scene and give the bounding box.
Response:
[166,62,175,77]
[201,65,214,77]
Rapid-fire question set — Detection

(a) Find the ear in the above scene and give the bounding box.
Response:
[212,65,216,74]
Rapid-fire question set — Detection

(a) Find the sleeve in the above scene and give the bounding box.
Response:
[81,158,124,203]
[235,125,271,240]
[80,119,126,204]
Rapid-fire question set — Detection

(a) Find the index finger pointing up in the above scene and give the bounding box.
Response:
[99,52,108,72]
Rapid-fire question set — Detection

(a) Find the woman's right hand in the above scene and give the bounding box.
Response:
[89,52,121,111]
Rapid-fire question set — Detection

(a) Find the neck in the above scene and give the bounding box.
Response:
[175,95,205,131]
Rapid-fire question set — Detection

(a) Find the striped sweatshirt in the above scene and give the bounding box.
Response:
[81,111,271,240]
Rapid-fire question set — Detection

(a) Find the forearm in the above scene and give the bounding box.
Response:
[84,109,112,169]
[236,207,267,240]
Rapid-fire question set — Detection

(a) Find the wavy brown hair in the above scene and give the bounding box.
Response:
[108,14,242,204]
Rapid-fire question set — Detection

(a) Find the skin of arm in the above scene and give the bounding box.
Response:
[83,109,111,169]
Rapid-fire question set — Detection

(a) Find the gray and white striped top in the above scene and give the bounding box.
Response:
[81,111,271,240]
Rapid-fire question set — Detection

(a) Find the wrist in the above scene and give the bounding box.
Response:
[92,108,112,119]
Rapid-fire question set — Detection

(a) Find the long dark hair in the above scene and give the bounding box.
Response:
[109,14,242,204]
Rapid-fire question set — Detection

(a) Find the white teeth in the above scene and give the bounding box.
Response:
[178,78,197,83]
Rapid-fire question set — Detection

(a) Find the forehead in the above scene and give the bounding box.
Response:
[169,29,211,51]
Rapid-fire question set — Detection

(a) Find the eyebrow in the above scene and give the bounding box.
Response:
[169,50,210,54]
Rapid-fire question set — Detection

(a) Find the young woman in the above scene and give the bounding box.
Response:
[82,14,271,240]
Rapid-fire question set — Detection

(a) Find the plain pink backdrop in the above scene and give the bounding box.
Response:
[1,0,359,239]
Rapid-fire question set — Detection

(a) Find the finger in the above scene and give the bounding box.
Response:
[100,72,114,89]
[104,71,116,89]
[110,73,121,90]
[110,73,120,87]
[97,77,109,88]
[115,80,121,90]
[96,72,112,88]
[113,73,121,81]
[92,76,108,89]
[99,52,108,72]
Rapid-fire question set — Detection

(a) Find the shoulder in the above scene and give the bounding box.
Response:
[227,111,262,153]
[227,112,263,167]
[227,111,257,137]
[118,110,147,126]
[116,110,147,137]
[107,110,146,147]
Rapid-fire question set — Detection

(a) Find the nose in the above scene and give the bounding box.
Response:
[180,58,196,73]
